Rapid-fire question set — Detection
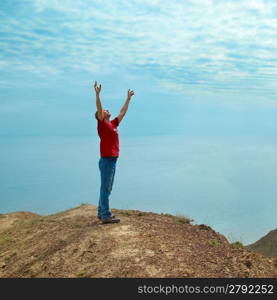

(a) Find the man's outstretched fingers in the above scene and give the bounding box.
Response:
[94,81,102,94]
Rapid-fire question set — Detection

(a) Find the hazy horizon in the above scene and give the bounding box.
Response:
[0,134,276,246]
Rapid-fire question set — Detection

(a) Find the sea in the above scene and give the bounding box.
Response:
[0,134,276,245]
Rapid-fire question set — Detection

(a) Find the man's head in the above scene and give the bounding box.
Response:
[103,109,111,119]
[95,109,111,120]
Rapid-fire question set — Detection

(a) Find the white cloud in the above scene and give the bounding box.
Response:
[1,0,276,103]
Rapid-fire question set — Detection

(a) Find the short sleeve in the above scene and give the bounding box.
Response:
[111,117,119,128]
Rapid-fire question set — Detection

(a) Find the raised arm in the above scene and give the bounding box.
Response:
[117,89,135,123]
[94,81,103,120]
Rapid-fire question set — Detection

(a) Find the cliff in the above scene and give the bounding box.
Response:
[0,204,276,278]
[246,229,277,259]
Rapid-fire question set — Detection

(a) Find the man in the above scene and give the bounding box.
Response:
[94,81,135,224]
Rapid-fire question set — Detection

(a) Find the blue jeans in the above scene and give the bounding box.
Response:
[98,157,118,220]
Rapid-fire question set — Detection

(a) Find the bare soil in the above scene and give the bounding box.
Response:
[0,204,276,278]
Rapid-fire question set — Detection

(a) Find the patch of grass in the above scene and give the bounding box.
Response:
[198,224,210,230]
[0,232,13,246]
[76,270,86,277]
[0,214,5,219]
[208,239,221,247]
[10,251,17,257]
[13,217,44,228]
[137,212,146,217]
[0,236,11,246]
[174,214,193,224]
[162,213,173,217]
[231,241,244,248]
[161,213,193,224]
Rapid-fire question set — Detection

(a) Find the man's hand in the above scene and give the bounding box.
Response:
[127,89,135,100]
[117,89,135,124]
[94,81,103,120]
[94,81,101,94]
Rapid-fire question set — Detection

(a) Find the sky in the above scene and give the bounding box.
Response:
[0,0,277,137]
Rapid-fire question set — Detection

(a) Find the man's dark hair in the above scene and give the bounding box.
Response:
[95,111,98,120]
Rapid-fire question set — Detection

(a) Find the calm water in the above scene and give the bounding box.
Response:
[0,135,276,245]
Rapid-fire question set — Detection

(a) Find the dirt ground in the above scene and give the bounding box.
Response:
[0,204,276,278]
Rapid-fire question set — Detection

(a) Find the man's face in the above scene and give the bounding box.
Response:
[103,109,111,119]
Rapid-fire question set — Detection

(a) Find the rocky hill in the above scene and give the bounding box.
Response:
[246,229,277,258]
[0,204,276,278]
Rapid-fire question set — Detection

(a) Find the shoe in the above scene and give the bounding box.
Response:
[101,217,120,224]
[98,214,115,220]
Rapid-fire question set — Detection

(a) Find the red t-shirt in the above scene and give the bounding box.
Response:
[97,117,120,157]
